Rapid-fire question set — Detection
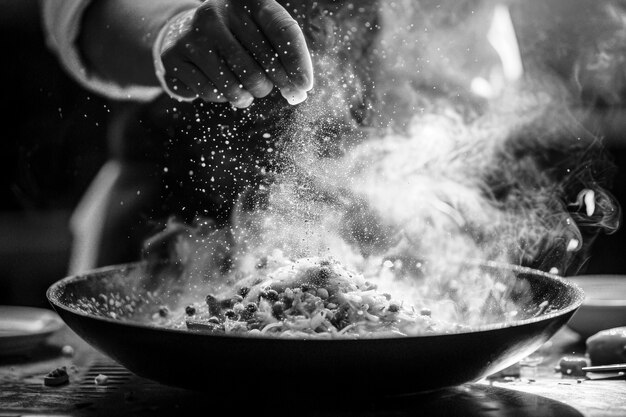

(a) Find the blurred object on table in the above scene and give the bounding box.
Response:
[0,0,110,306]
[585,326,626,366]
[566,275,626,338]
[0,210,72,307]
[0,306,63,357]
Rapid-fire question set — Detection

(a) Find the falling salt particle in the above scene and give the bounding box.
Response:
[279,88,307,105]
[567,239,580,252]
[61,345,74,357]
[262,133,271,139]
[163,167,169,172]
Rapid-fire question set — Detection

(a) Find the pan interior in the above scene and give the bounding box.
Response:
[48,262,583,335]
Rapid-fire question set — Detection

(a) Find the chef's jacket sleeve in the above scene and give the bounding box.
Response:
[41,0,162,101]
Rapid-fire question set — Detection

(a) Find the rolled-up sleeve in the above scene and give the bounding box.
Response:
[42,0,162,101]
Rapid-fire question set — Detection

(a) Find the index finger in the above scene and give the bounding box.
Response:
[248,0,314,91]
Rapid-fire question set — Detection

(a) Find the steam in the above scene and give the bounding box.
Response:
[145,0,620,327]
[473,3,523,98]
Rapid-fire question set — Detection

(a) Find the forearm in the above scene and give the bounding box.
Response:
[78,0,200,88]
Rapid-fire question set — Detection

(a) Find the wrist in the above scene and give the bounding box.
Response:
[152,8,198,102]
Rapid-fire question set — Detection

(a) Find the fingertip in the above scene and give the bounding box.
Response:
[253,79,275,98]
[199,92,228,103]
[288,69,312,92]
[291,55,314,91]
[299,73,313,92]
[279,87,307,105]
[232,91,255,108]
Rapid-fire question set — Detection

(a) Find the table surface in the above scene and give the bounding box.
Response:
[0,324,624,417]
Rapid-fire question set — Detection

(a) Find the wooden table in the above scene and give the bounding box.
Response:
[0,324,624,416]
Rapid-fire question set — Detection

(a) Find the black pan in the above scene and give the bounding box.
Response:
[47,261,582,395]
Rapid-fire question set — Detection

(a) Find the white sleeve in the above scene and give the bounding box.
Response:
[41,0,162,102]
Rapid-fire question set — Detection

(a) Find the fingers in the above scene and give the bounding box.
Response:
[230,14,295,93]
[169,62,229,103]
[249,0,314,91]
[182,45,256,107]
[161,51,233,103]
[215,29,275,98]
[158,0,313,106]
[163,75,197,101]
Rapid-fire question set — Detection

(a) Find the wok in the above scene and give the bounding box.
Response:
[47,261,582,395]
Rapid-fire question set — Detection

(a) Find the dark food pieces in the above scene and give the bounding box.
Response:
[94,374,109,385]
[154,257,465,339]
[557,356,589,377]
[44,366,69,387]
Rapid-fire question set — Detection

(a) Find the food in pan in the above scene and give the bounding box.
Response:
[152,253,478,338]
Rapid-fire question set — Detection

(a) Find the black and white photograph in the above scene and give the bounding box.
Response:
[0,0,625,415]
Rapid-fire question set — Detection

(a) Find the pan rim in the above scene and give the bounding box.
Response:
[46,260,583,342]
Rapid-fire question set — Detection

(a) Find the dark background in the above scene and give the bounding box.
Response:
[0,0,108,306]
[0,0,625,308]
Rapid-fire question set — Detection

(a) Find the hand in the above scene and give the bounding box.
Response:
[154,0,314,107]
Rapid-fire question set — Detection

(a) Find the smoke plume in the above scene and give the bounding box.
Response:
[145,0,621,326]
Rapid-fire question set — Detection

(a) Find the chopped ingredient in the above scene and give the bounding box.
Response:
[316,288,329,299]
[205,295,221,316]
[44,366,69,386]
[186,320,220,332]
[272,302,285,319]
[61,345,75,357]
[94,374,109,385]
[263,289,279,302]
[238,286,250,298]
[558,356,589,377]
